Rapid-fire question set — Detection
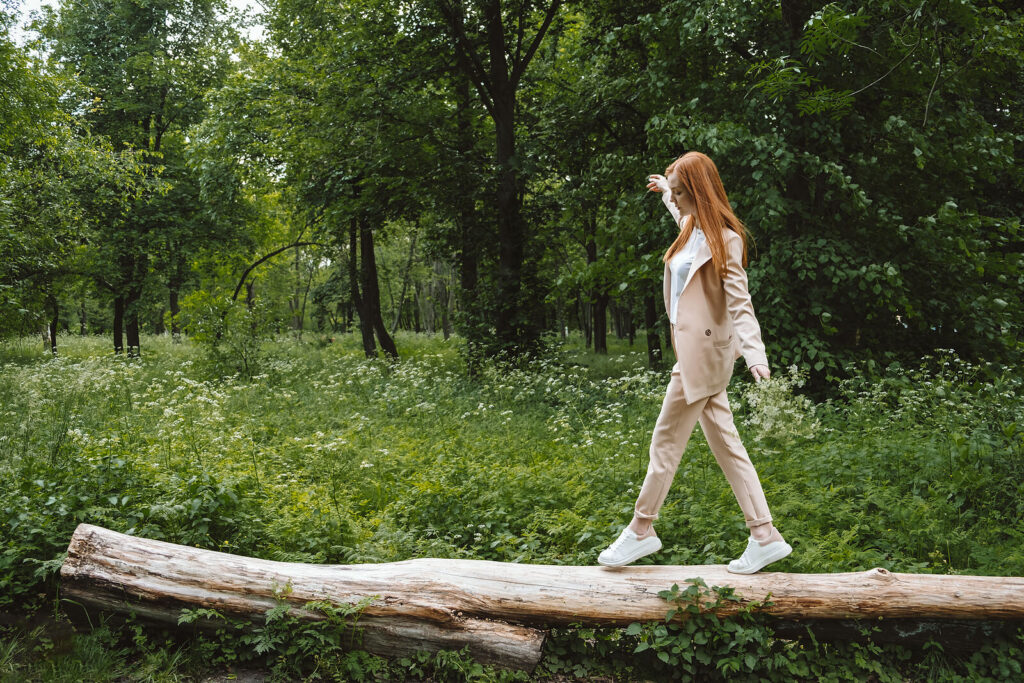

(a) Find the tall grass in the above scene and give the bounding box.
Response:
[1,331,1022,679]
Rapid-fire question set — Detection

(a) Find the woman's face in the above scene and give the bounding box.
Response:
[667,170,694,215]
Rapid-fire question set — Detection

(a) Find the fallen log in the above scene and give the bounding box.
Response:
[61,524,1024,669]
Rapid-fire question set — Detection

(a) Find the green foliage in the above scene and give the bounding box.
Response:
[541,578,1024,682]
[628,578,797,681]
[2,328,1023,678]
[173,290,274,377]
[176,589,379,679]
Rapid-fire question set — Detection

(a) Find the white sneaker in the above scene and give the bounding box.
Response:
[597,527,662,567]
[727,535,793,574]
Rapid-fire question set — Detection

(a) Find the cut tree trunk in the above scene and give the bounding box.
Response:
[61,524,544,671]
[61,524,1024,670]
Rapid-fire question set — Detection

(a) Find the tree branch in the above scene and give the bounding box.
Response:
[512,0,527,72]
[231,241,324,302]
[923,29,942,127]
[850,28,922,97]
[438,1,497,117]
[510,0,561,87]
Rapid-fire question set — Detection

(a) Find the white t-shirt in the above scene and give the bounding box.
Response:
[668,225,705,325]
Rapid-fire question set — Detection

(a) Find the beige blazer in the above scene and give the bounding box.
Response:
[663,227,769,403]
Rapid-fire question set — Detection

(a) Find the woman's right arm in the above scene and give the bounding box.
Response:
[648,174,684,229]
[661,190,684,229]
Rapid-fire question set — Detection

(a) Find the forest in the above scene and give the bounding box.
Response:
[1,0,1023,680]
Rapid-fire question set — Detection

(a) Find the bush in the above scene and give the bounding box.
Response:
[172,291,273,378]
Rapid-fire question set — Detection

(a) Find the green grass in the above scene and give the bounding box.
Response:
[1,330,1022,680]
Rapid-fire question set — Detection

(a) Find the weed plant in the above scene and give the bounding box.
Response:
[0,331,1022,680]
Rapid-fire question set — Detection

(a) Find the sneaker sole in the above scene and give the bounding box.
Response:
[597,538,663,567]
[726,541,793,574]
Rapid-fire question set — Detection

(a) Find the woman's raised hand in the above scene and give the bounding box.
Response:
[647,174,669,193]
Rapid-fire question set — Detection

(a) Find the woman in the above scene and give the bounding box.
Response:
[597,151,792,574]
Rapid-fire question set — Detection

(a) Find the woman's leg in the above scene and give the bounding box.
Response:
[698,388,779,540]
[631,368,710,534]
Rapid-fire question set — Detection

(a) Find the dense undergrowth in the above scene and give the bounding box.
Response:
[1,331,1022,681]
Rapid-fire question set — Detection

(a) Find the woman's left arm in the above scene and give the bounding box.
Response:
[722,235,770,378]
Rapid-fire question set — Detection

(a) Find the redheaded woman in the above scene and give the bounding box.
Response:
[598,151,792,573]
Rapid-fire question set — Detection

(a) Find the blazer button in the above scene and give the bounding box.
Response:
[705,329,711,336]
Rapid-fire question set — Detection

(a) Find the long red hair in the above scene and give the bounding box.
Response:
[661,151,750,279]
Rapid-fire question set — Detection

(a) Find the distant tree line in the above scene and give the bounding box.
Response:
[2,0,1021,387]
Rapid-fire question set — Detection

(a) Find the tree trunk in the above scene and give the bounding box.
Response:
[62,524,544,672]
[349,217,376,357]
[62,523,1024,670]
[583,211,608,354]
[577,293,591,348]
[360,217,399,359]
[441,261,454,340]
[125,289,141,358]
[418,280,433,334]
[113,295,125,354]
[391,227,418,335]
[594,293,608,353]
[298,257,317,341]
[622,305,630,348]
[451,39,483,371]
[169,284,181,341]
[412,286,421,333]
[291,245,302,333]
[644,294,661,368]
[79,294,87,336]
[343,301,353,334]
[47,292,58,356]
[168,262,185,342]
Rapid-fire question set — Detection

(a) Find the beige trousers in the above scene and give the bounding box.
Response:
[633,365,773,528]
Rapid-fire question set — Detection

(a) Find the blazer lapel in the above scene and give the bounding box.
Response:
[663,238,714,319]
[663,261,671,318]
[681,239,712,295]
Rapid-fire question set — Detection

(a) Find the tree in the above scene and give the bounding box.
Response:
[0,7,149,349]
[429,0,567,361]
[37,0,240,355]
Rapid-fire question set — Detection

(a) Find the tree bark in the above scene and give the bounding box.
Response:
[62,524,544,672]
[47,292,58,356]
[125,288,142,358]
[113,295,125,354]
[360,217,399,359]
[62,523,1024,666]
[577,294,591,348]
[349,217,376,357]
